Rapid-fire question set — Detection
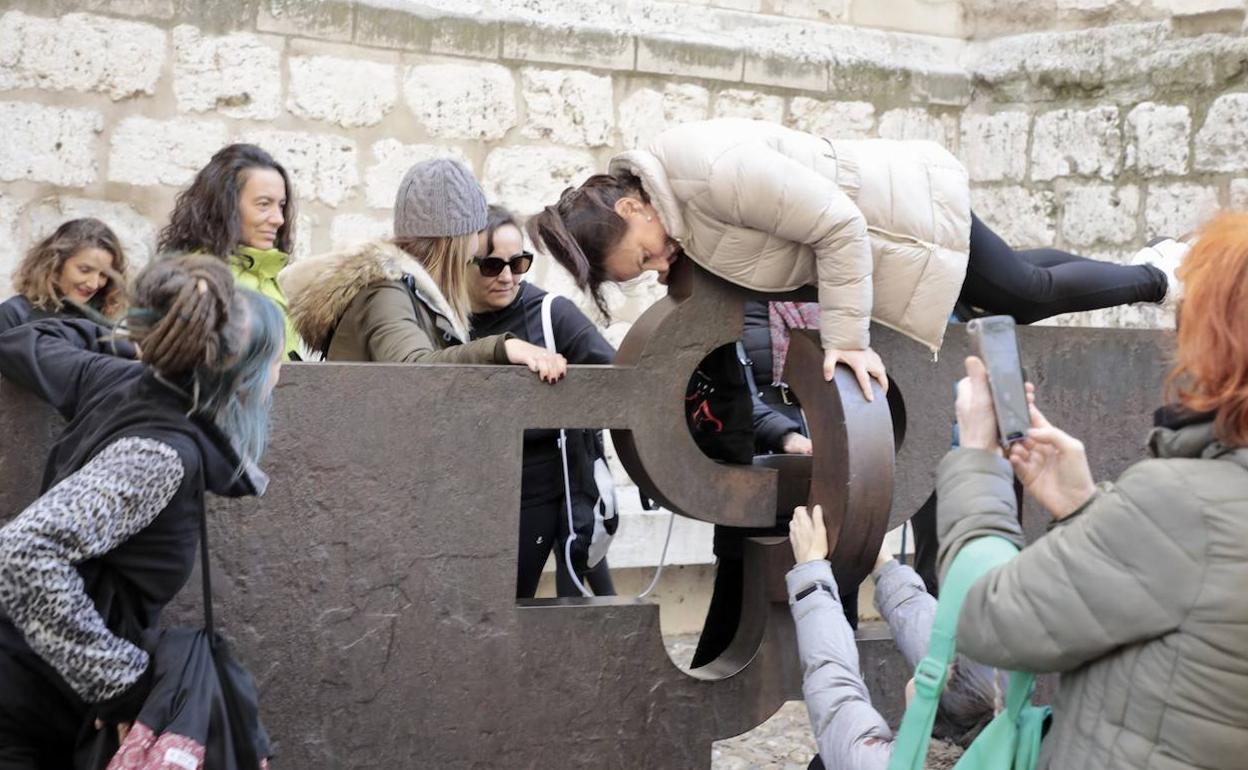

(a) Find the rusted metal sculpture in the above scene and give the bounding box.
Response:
[0,260,1172,768]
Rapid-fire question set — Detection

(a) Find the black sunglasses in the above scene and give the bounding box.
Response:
[472,252,533,278]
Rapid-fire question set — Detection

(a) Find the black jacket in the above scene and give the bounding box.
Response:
[0,320,261,728]
[0,295,136,356]
[470,283,615,505]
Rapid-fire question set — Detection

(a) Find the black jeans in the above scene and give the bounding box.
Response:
[959,213,1167,323]
[516,498,616,599]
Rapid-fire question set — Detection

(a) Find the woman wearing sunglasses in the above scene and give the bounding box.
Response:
[470,206,617,598]
[282,161,566,382]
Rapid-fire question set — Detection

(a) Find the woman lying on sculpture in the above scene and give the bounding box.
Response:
[0,256,282,768]
[0,217,130,336]
[529,117,1182,399]
[282,159,567,383]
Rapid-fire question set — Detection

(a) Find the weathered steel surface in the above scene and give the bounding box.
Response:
[785,329,895,588]
[875,324,1171,543]
[0,260,1172,767]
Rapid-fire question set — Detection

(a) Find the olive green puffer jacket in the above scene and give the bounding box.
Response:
[936,420,1248,770]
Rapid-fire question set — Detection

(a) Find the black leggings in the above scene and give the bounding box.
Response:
[959,214,1167,323]
[516,498,616,599]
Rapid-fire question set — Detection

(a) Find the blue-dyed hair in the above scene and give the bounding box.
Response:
[194,289,283,465]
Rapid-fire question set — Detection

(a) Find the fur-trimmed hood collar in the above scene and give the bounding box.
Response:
[279,240,469,354]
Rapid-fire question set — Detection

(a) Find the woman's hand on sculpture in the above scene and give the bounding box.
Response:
[823,347,888,401]
[781,432,813,455]
[504,339,568,384]
[1008,385,1097,520]
[789,505,829,564]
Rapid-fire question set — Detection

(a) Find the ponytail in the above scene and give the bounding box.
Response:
[527,172,649,318]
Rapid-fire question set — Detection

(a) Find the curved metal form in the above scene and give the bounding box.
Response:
[783,330,896,590]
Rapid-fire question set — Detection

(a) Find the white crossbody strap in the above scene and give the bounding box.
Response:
[540,294,557,354]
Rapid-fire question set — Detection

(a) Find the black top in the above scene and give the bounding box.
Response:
[0,320,260,717]
[741,300,803,453]
[1,295,90,333]
[470,283,615,505]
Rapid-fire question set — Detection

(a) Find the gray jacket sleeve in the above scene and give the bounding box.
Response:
[936,448,1207,673]
[787,559,892,770]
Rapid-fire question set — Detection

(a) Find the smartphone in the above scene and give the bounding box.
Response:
[966,315,1030,446]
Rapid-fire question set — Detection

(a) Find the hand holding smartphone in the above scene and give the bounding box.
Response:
[966,316,1030,447]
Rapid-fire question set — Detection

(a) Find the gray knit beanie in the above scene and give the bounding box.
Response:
[393,158,488,238]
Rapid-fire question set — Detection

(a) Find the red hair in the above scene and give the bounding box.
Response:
[1167,212,1248,447]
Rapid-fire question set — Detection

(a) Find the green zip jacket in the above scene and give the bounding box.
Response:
[229,247,300,359]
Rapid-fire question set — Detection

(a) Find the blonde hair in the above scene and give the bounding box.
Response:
[13,218,128,319]
[392,234,476,332]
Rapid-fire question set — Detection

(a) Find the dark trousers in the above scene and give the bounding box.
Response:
[516,498,616,599]
[960,213,1167,323]
[0,651,85,770]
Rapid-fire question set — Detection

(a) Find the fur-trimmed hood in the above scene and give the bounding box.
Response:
[279,240,469,354]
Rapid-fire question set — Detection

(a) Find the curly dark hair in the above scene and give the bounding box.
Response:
[158,143,296,259]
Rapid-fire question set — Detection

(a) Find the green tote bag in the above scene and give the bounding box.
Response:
[886,536,1051,770]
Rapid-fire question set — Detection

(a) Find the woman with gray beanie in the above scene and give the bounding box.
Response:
[281,159,566,382]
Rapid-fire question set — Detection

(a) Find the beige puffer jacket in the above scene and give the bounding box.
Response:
[936,420,1248,770]
[608,118,971,353]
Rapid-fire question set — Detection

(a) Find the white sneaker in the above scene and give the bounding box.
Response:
[1131,236,1190,308]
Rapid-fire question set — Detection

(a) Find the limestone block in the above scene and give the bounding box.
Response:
[1030,107,1120,182]
[1195,93,1248,173]
[1155,0,1240,14]
[331,214,393,250]
[404,62,517,141]
[743,51,826,92]
[241,130,359,207]
[1125,103,1190,177]
[288,55,398,128]
[482,146,596,217]
[768,0,847,22]
[850,0,962,37]
[1144,183,1219,240]
[0,101,101,186]
[25,196,159,272]
[366,140,468,210]
[877,108,948,146]
[258,0,353,42]
[172,26,282,120]
[429,15,501,59]
[636,35,744,82]
[520,68,614,148]
[290,211,316,261]
[713,89,785,123]
[0,11,165,100]
[787,98,874,138]
[1059,184,1140,247]
[618,83,710,150]
[969,186,1056,248]
[0,194,24,296]
[1231,179,1248,210]
[501,22,634,71]
[959,111,1029,183]
[108,116,227,187]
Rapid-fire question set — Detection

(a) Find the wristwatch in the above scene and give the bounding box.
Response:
[794,580,835,602]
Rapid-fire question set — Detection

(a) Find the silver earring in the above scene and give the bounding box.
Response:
[645,216,653,222]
